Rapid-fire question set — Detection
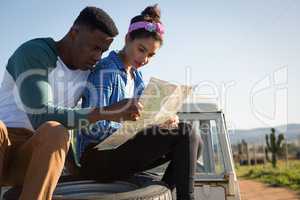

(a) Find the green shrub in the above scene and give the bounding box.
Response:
[236,160,300,190]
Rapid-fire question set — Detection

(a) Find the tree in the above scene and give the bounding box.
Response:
[265,146,270,162]
[238,139,249,165]
[265,128,284,168]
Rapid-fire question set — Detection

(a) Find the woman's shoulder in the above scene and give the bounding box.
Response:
[97,51,121,70]
[87,51,121,83]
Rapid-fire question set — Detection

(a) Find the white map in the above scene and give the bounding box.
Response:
[94,77,192,150]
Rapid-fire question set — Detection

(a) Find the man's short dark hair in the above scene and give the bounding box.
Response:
[74,7,119,37]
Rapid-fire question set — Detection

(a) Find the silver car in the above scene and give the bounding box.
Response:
[2,103,241,200]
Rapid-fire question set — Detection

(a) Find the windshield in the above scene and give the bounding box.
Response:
[196,119,225,176]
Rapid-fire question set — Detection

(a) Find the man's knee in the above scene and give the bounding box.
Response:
[36,121,70,147]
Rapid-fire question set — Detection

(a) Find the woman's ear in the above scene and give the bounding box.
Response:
[125,34,132,45]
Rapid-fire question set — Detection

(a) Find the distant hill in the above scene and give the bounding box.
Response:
[228,124,300,144]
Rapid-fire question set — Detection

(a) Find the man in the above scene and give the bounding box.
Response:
[0,7,142,200]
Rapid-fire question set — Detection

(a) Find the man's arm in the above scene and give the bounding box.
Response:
[83,68,143,125]
[8,40,141,129]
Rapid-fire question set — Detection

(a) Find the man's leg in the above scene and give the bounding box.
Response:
[6,121,70,200]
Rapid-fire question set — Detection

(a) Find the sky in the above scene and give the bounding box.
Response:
[0,0,299,130]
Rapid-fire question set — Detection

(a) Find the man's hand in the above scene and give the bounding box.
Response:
[88,98,143,123]
[159,115,179,129]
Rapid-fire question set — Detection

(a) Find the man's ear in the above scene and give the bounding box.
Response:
[69,25,80,41]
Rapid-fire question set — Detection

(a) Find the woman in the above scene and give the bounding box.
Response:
[77,5,201,200]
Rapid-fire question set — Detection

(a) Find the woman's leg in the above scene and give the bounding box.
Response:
[80,125,176,182]
[161,123,202,200]
[80,122,201,200]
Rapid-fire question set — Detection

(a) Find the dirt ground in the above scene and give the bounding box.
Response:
[239,179,300,200]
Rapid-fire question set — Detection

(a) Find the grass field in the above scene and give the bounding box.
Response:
[236,160,300,190]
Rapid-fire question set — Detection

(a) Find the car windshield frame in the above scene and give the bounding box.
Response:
[177,111,235,181]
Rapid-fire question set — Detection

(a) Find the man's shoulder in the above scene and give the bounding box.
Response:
[6,38,59,80]
[17,38,57,61]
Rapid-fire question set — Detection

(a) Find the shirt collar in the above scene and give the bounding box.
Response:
[108,51,126,71]
[109,50,138,73]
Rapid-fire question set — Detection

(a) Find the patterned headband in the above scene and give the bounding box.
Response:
[128,21,164,37]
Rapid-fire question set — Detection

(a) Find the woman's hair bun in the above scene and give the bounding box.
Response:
[141,4,161,22]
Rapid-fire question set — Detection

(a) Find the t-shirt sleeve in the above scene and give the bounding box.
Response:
[6,40,93,129]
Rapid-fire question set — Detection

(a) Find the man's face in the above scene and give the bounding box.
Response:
[70,27,114,70]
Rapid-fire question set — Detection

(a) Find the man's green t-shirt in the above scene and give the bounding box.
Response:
[0,38,93,130]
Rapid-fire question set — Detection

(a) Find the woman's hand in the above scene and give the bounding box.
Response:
[159,115,179,129]
[89,98,143,123]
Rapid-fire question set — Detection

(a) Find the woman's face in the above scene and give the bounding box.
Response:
[124,36,161,69]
